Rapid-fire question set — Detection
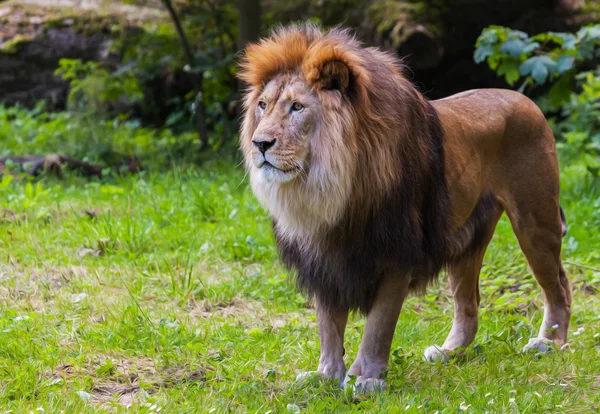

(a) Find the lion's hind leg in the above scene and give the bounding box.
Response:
[424,209,501,362]
[505,204,571,351]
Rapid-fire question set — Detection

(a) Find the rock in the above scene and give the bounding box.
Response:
[0,0,163,109]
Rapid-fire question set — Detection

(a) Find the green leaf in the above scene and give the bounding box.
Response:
[499,39,526,57]
[25,182,34,199]
[96,360,115,376]
[520,57,535,76]
[577,43,595,59]
[0,174,14,189]
[497,60,521,85]
[247,327,263,336]
[488,55,501,70]
[577,25,600,41]
[531,32,551,42]
[523,41,540,54]
[509,29,529,40]
[557,55,575,74]
[558,33,577,50]
[476,27,499,46]
[520,56,558,85]
[548,73,574,107]
[532,63,550,84]
[474,44,494,64]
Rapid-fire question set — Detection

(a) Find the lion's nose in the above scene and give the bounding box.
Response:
[252,138,276,155]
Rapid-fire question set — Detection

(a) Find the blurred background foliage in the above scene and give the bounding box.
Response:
[0,0,598,178]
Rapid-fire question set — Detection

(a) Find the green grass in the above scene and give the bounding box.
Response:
[1,154,600,412]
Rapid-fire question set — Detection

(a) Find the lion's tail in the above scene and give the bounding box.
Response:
[560,206,567,238]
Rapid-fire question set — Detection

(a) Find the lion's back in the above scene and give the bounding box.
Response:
[433,89,548,131]
[433,88,552,153]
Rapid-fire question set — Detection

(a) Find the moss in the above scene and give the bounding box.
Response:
[43,13,122,36]
[42,18,70,31]
[0,34,33,54]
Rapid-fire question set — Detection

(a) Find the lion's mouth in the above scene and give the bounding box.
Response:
[260,160,299,174]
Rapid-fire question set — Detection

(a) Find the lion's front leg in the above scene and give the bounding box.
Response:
[346,273,410,393]
[297,301,348,385]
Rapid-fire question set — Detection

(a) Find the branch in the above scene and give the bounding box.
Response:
[161,0,209,150]
[161,0,195,71]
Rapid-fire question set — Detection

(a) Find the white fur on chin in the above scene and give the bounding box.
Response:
[249,159,351,253]
[254,164,298,184]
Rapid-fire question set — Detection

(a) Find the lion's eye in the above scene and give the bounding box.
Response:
[291,102,304,112]
[258,101,267,110]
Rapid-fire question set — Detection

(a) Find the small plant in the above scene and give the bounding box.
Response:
[55,58,144,116]
[557,69,600,178]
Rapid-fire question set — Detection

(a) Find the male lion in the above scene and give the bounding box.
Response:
[238,24,571,391]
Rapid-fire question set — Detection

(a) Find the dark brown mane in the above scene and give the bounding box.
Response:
[275,99,453,313]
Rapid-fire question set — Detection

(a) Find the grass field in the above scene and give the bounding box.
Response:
[1,156,599,412]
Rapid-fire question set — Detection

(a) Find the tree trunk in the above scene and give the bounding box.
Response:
[229,0,261,146]
[237,0,261,50]
[161,0,209,150]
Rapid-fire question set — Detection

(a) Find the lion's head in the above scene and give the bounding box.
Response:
[239,24,431,245]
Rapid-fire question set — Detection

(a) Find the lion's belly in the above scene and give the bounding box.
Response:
[441,134,497,233]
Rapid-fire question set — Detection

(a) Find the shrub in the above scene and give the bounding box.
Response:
[0,104,204,169]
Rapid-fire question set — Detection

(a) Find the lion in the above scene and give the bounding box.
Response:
[238,24,571,392]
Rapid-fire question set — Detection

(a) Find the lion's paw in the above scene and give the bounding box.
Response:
[522,337,553,353]
[295,371,324,383]
[424,345,449,362]
[350,376,388,396]
[296,370,344,387]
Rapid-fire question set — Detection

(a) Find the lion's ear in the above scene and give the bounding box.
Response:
[315,60,351,94]
[303,40,368,97]
[304,57,353,95]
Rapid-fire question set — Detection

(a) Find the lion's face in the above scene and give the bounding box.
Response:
[241,72,356,240]
[246,75,320,185]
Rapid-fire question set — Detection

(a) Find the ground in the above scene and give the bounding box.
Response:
[1,159,599,413]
